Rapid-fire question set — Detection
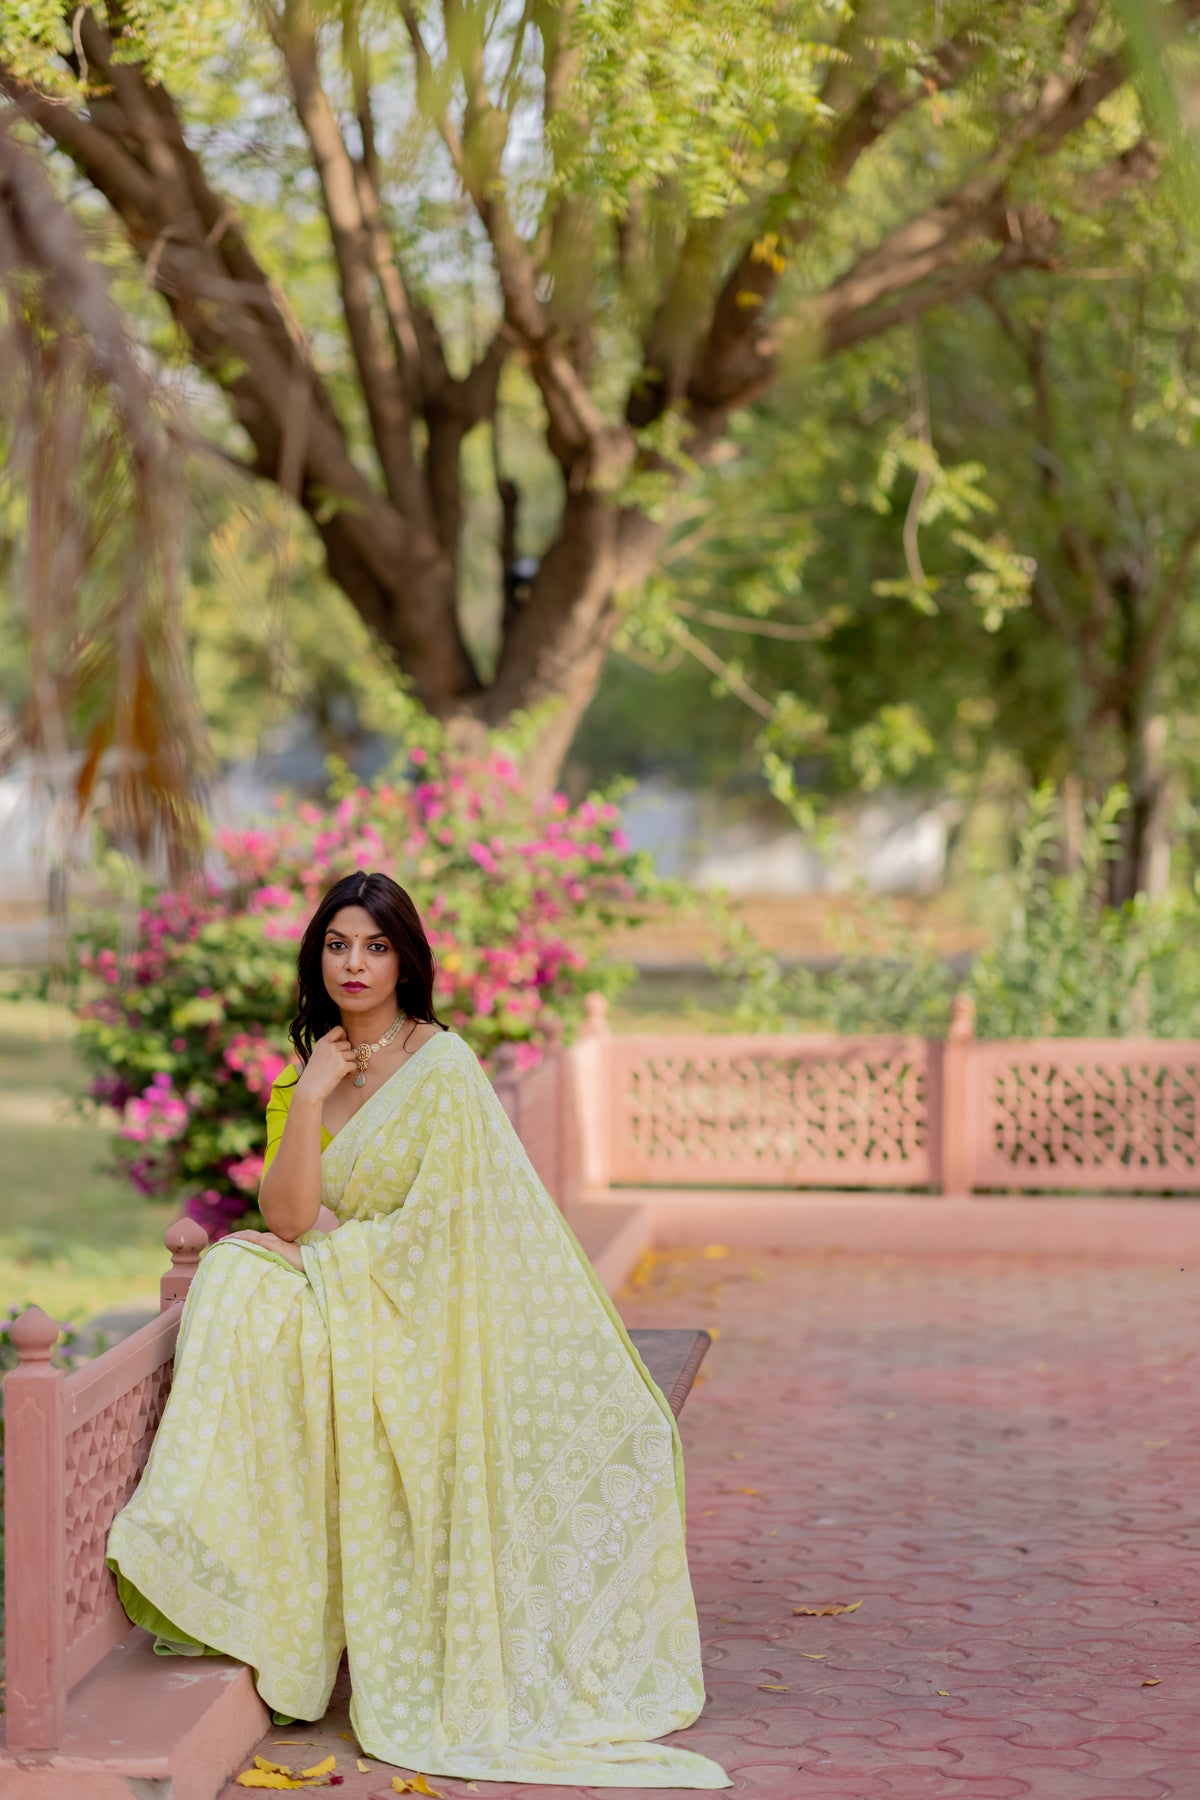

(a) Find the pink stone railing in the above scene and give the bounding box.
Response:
[606,1025,937,1188]
[528,994,1200,1198]
[3,1217,207,1752]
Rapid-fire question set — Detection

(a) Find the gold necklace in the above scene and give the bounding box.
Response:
[351,1013,407,1086]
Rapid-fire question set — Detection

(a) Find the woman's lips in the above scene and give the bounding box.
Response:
[341,981,368,992]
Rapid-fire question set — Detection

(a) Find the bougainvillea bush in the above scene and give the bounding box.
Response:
[69,749,648,1238]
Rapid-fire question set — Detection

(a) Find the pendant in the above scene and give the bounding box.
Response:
[353,1071,366,1087]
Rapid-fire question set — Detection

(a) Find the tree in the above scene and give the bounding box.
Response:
[937,262,1200,901]
[583,208,1200,901]
[1,0,1194,784]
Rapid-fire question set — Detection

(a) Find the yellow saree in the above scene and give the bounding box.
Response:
[107,1030,729,1788]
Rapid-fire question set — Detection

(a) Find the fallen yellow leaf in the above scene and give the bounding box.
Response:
[757,1683,789,1691]
[391,1778,443,1797]
[1142,1678,1161,1687]
[793,1600,863,1617]
[235,1775,328,1791]
[936,1690,949,1697]
[337,1734,357,1743]
[703,1245,729,1259]
[730,1486,760,1496]
[800,1653,827,1660]
[234,1754,338,1790]
[357,1762,371,1775]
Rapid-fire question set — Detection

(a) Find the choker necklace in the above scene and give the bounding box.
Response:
[351,1013,407,1086]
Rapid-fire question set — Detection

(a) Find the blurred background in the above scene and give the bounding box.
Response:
[4,0,1200,1329]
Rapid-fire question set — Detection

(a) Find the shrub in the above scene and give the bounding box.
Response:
[723,787,1200,1039]
[68,748,650,1236]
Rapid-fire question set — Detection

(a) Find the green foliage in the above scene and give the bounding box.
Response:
[969,788,1200,1037]
[718,894,956,1036]
[583,203,1200,842]
[722,788,1200,1037]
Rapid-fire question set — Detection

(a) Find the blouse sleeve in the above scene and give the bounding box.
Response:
[263,1065,301,1175]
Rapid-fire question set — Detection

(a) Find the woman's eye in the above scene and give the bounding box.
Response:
[326,939,346,951]
[368,942,389,953]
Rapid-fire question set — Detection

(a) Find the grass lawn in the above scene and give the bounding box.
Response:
[0,992,174,1326]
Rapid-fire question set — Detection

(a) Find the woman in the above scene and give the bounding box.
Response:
[107,871,728,1789]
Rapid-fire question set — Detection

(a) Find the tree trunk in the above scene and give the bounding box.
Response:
[478,494,669,788]
[1108,710,1169,905]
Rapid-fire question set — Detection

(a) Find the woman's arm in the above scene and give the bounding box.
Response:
[258,1028,356,1240]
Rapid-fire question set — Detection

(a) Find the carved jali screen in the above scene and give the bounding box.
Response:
[63,1356,175,1653]
[608,1034,936,1187]
[972,1042,1200,1191]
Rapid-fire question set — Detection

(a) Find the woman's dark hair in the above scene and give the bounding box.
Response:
[289,871,444,1061]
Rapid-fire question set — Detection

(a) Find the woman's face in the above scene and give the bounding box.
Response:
[322,905,401,1018]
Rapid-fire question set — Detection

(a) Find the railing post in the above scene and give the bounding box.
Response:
[543,1015,566,1205]
[575,992,612,1195]
[161,1215,209,1311]
[493,1041,521,1135]
[4,1306,67,1751]
[941,992,977,1197]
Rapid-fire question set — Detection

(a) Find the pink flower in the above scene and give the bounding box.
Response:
[224,1034,288,1096]
[226,1153,265,1195]
[468,842,498,875]
[120,1074,189,1146]
[248,884,294,914]
[409,746,428,765]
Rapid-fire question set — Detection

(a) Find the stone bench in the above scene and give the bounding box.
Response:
[1,1221,710,1800]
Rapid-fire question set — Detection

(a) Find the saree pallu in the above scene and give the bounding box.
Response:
[107,1031,729,1788]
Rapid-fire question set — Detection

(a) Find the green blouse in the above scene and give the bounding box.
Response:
[262,1064,332,1171]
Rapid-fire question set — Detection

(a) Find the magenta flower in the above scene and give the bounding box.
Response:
[185,1189,249,1241]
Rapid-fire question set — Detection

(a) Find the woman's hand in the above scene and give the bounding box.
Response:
[225,1229,305,1272]
[294,1026,358,1102]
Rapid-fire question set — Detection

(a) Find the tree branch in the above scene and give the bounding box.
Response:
[272,0,428,523]
[678,30,979,424]
[685,0,1190,424]
[1117,518,1200,703]
[5,13,479,705]
[397,0,619,471]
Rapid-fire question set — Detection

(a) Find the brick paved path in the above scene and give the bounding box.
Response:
[224,1250,1200,1800]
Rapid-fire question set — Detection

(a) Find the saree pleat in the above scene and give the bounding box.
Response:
[107,1031,729,1788]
